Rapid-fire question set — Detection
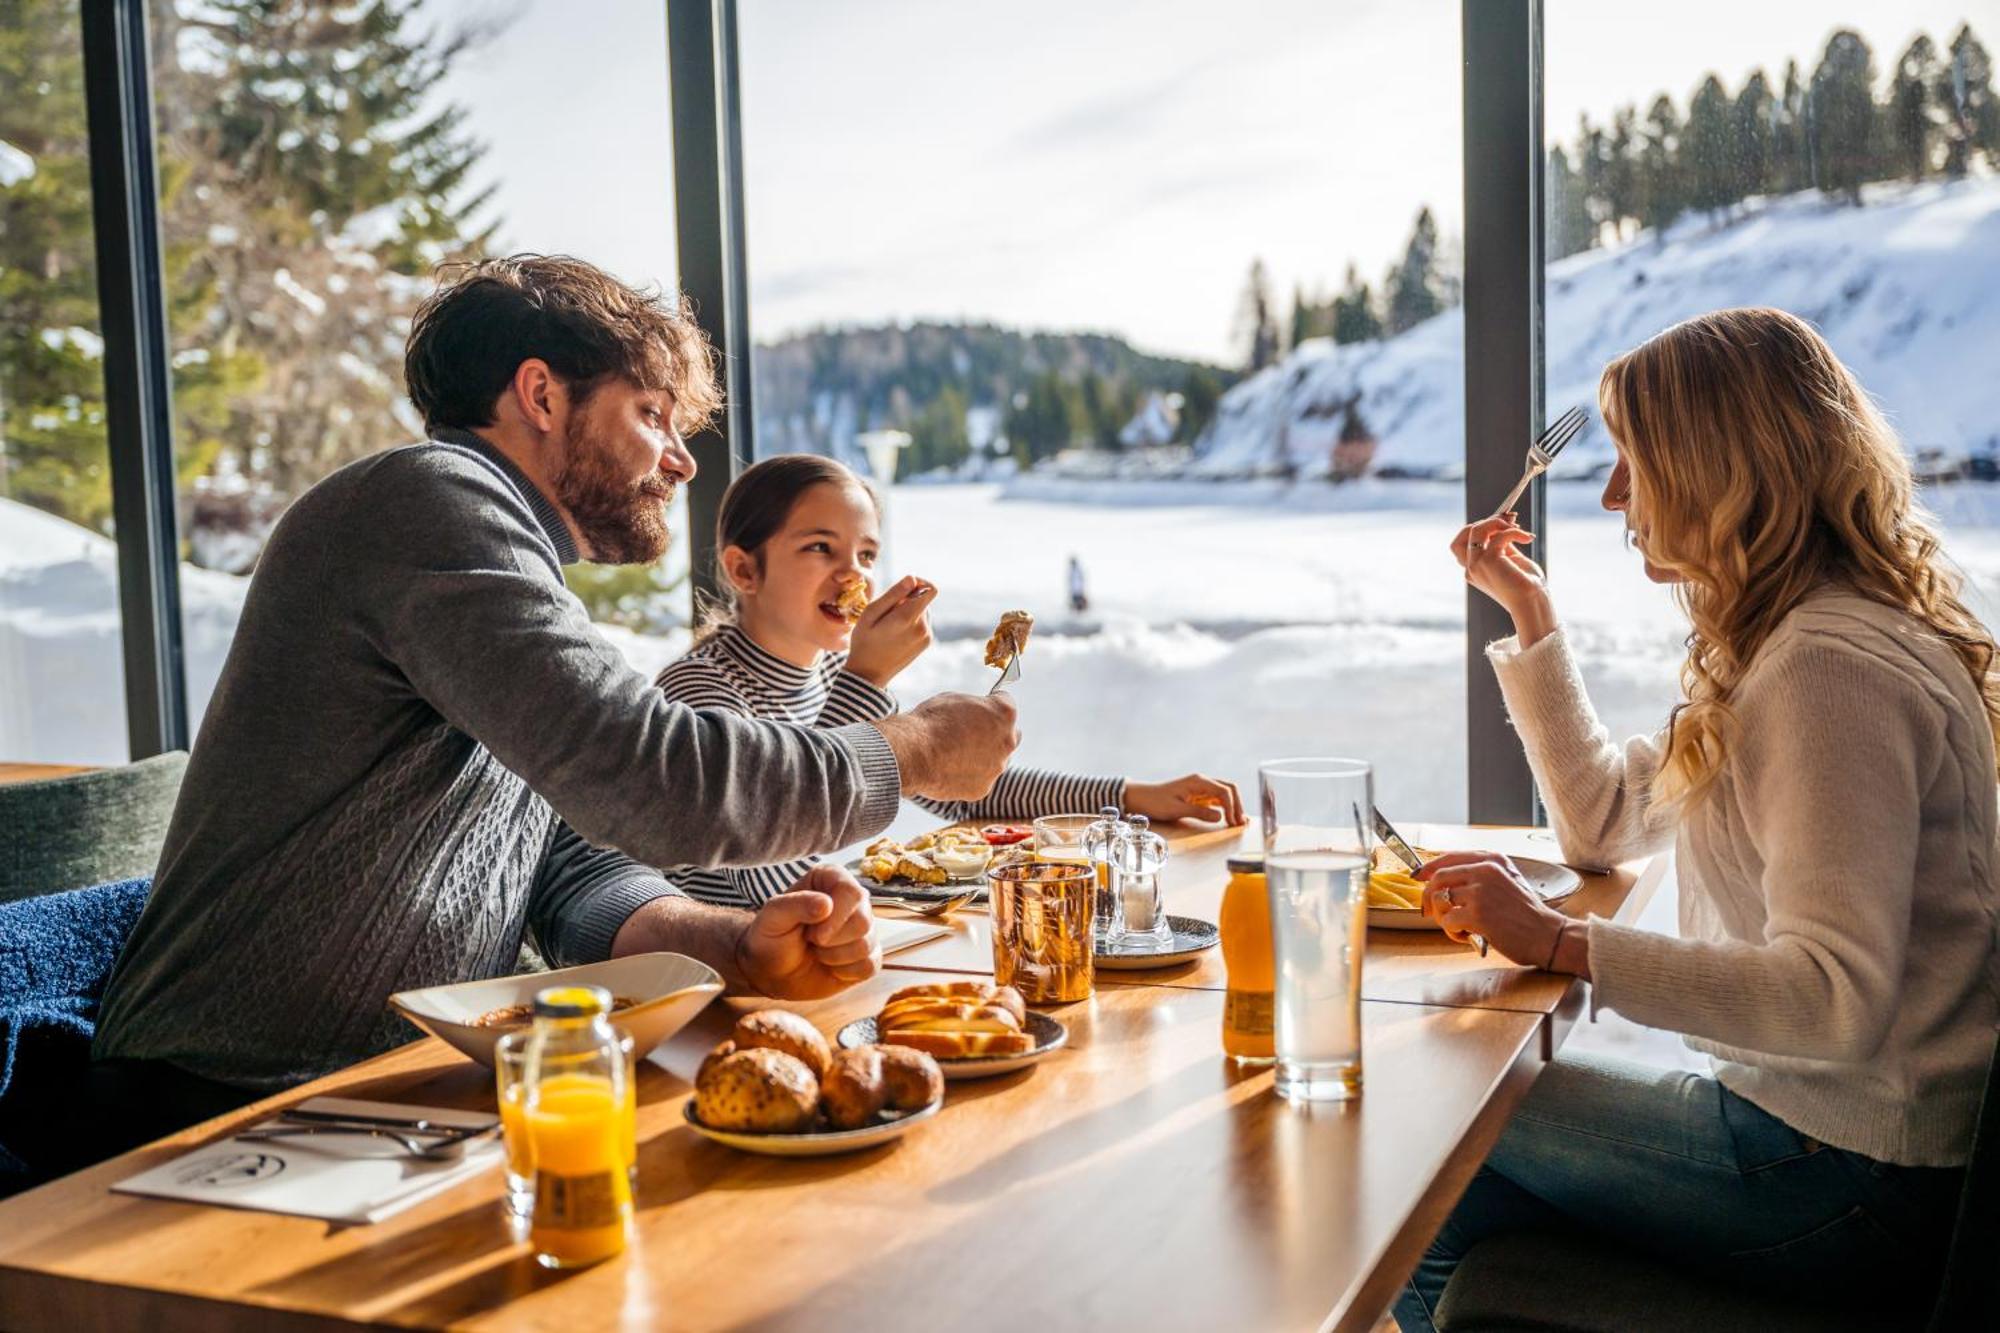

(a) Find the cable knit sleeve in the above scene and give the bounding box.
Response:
[1487,627,1676,869]
[1584,634,1940,1062]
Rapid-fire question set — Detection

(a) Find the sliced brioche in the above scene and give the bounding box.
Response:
[882,1029,1035,1059]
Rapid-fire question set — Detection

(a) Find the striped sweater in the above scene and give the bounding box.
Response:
[654,625,1124,906]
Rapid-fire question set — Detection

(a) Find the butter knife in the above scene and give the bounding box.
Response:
[1370,807,1488,958]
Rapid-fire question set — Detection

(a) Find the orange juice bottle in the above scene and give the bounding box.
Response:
[1219,854,1276,1064]
[517,986,634,1268]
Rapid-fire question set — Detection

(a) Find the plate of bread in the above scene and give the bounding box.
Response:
[1365,846,1580,930]
[685,1008,947,1156]
[836,980,1066,1080]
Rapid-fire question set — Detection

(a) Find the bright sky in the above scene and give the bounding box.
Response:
[434,0,1996,365]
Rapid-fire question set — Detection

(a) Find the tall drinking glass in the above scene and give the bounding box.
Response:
[1258,758,1372,1103]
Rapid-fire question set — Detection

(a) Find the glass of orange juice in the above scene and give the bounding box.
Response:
[495,986,637,1268]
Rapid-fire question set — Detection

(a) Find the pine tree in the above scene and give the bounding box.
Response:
[1889,35,1941,182]
[1385,207,1442,335]
[0,0,246,532]
[1287,284,1318,352]
[1233,259,1280,373]
[1174,365,1223,444]
[1605,105,1641,239]
[1773,60,1808,193]
[1330,264,1381,345]
[1637,94,1685,235]
[1812,29,1879,204]
[1732,70,1775,198]
[1937,23,1999,177]
[1545,145,1586,259]
[151,0,500,512]
[1576,114,1609,242]
[1683,74,1736,214]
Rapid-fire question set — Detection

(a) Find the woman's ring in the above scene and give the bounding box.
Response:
[1440,888,1456,907]
[1468,541,1486,552]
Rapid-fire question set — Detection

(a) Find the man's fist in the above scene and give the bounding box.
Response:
[735,865,880,1000]
[888,690,1020,801]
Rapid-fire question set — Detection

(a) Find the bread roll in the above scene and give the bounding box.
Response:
[694,1048,819,1133]
[820,1046,889,1129]
[876,1044,944,1109]
[731,1009,832,1079]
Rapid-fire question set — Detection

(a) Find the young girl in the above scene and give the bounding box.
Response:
[654,453,1243,907]
[1394,308,1995,1328]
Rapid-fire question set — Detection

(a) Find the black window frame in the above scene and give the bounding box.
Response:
[81,0,1546,824]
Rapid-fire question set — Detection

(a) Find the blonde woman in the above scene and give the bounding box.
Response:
[1393,308,1996,1330]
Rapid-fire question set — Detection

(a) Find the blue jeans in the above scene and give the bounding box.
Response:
[1393,1051,1963,1332]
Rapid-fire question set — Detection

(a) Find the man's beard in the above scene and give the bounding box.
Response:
[553,417,675,564]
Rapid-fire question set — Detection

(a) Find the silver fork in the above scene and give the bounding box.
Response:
[1489,406,1588,520]
[989,650,1020,694]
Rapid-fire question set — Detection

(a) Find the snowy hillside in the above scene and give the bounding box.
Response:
[1194,177,2000,478]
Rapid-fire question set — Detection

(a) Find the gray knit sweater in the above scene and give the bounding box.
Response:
[1490,588,2000,1166]
[94,432,900,1090]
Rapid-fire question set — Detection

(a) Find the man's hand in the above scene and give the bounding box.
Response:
[734,864,882,999]
[874,691,1019,801]
[845,575,936,688]
[1124,773,1246,826]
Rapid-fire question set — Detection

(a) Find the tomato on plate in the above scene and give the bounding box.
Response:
[979,823,1032,846]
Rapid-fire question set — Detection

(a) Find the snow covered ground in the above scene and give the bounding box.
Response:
[1196,176,2000,478]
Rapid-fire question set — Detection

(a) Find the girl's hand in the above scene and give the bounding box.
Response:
[1450,512,1557,647]
[1414,851,1579,972]
[845,576,935,688]
[1123,774,1246,826]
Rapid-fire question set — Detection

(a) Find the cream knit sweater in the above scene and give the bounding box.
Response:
[1490,587,2000,1166]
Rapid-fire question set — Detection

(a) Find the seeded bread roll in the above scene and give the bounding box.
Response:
[820,1046,889,1129]
[694,1048,819,1133]
[876,1043,945,1109]
[731,1009,832,1079]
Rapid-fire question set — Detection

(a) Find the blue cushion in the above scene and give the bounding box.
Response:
[0,878,149,1189]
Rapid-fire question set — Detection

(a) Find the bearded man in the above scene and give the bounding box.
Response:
[92,256,1018,1136]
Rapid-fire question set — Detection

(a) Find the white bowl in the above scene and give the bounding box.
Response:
[389,952,724,1068]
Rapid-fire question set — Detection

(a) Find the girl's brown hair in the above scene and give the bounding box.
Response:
[694,454,882,640]
[1600,306,2000,807]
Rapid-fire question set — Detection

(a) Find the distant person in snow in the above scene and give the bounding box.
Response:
[1067,555,1089,615]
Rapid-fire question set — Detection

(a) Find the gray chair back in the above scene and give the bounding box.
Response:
[0,753,187,902]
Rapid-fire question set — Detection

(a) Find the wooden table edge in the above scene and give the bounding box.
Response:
[1331,1013,1549,1333]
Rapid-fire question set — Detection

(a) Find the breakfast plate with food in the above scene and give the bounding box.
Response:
[836,980,1067,1080]
[684,1008,947,1157]
[849,825,1031,895]
[1365,846,1581,930]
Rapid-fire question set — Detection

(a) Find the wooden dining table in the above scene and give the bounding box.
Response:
[0,822,1667,1332]
[0,762,96,786]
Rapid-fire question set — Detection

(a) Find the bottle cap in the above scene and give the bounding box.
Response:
[533,984,612,1020]
[1226,853,1266,874]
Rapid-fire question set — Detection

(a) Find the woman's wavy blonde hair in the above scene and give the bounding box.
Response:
[1600,306,2000,808]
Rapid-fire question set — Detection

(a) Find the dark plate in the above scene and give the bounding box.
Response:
[1093,914,1221,969]
[845,857,991,898]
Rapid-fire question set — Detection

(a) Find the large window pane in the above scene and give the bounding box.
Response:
[742,0,1468,822]
[1544,2,2000,748]
[0,0,129,764]
[154,1,687,731]
[1542,2,2000,1064]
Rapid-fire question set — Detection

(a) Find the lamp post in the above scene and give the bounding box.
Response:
[857,429,910,579]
